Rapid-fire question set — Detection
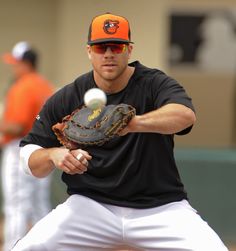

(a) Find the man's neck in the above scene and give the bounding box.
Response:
[94,66,135,94]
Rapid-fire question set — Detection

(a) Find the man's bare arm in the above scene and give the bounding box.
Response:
[21,146,92,178]
[121,103,196,135]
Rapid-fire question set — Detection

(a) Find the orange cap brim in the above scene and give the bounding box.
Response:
[2,53,18,65]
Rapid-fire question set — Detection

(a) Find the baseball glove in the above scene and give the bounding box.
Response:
[52,104,136,150]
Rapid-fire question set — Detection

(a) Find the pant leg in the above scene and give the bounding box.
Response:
[1,139,52,251]
[121,200,228,251]
[1,140,31,251]
[11,195,125,251]
[30,174,52,225]
[11,196,229,251]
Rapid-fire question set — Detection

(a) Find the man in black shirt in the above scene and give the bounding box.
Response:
[12,13,228,251]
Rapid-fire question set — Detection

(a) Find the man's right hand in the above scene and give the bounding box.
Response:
[50,148,92,175]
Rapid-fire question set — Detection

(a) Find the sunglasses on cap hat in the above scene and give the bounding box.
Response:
[91,43,127,54]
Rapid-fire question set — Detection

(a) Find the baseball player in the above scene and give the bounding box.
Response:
[1,41,54,251]
[12,13,228,250]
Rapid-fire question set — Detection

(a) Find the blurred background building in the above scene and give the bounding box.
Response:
[0,0,236,249]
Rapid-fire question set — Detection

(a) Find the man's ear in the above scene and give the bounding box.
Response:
[87,45,91,60]
[127,44,133,59]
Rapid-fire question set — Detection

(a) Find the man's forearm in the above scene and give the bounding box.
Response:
[128,103,196,134]
[28,148,56,178]
[0,121,24,136]
[20,144,92,178]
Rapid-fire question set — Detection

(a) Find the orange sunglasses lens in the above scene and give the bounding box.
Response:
[91,43,127,54]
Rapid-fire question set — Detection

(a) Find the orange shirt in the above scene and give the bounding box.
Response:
[2,72,54,144]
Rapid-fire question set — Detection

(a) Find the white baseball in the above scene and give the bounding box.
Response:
[84,88,107,110]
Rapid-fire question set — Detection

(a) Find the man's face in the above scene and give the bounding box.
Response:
[87,43,133,82]
[11,60,31,78]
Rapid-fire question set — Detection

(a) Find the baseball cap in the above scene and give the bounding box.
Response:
[88,13,133,45]
[2,41,37,66]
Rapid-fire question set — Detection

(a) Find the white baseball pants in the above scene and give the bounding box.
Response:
[12,194,228,251]
[1,139,51,251]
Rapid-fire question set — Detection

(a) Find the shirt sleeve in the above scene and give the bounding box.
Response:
[20,93,63,148]
[152,72,195,135]
[152,72,195,112]
[20,81,83,148]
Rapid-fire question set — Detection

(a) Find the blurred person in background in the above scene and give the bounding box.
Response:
[1,41,54,251]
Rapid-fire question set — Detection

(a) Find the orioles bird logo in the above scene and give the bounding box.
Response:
[103,19,119,34]
[88,108,102,121]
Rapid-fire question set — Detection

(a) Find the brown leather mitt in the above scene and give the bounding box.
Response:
[52,104,136,150]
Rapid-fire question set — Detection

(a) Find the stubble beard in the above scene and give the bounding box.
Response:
[94,63,128,83]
